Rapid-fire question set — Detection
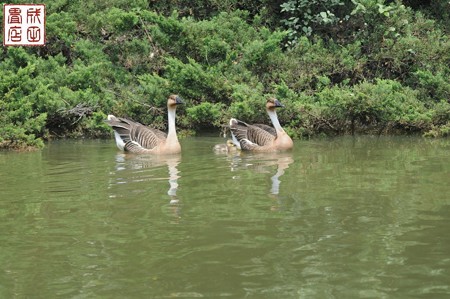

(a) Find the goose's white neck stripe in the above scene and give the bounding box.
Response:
[167,108,177,138]
[267,109,283,132]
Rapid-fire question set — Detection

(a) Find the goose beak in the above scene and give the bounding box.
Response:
[175,96,184,105]
[274,99,284,108]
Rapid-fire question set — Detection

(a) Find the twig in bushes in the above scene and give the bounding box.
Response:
[300,107,339,133]
[66,103,93,125]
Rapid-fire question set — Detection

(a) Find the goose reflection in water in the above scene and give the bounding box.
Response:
[165,156,180,205]
[268,154,293,196]
[227,152,294,208]
[112,153,181,206]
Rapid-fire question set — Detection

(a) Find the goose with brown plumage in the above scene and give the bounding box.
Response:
[105,94,183,154]
[229,98,293,152]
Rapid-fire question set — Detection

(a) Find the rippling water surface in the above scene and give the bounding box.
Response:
[0,137,449,298]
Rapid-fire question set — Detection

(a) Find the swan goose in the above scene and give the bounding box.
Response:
[229,98,293,152]
[105,95,183,154]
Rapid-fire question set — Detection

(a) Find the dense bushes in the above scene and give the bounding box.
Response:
[0,0,449,149]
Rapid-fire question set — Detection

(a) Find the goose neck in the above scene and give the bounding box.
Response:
[267,109,283,132]
[167,107,177,138]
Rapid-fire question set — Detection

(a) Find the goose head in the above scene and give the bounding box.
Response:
[167,94,184,109]
[226,139,235,147]
[266,98,284,111]
[226,139,237,152]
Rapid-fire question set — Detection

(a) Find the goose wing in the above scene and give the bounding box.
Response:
[230,119,275,150]
[106,116,166,152]
[129,124,167,150]
[252,124,277,137]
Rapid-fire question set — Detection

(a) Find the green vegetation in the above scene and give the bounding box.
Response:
[1,0,449,149]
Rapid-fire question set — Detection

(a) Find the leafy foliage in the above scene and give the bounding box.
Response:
[0,0,449,149]
[280,0,350,43]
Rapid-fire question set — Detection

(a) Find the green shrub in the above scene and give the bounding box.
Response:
[186,101,225,128]
[106,8,139,32]
[413,70,450,103]
[164,57,230,102]
[314,79,431,134]
[280,0,351,42]
[1,2,449,149]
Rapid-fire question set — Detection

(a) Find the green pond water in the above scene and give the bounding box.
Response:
[0,136,449,298]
